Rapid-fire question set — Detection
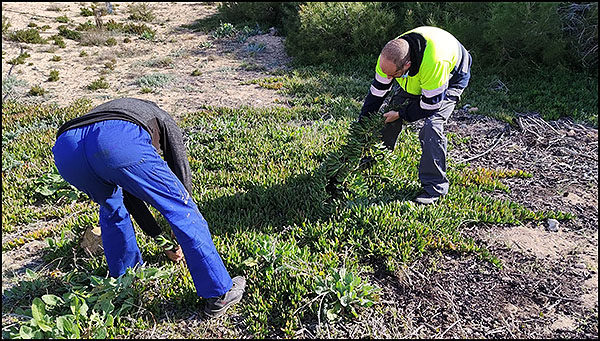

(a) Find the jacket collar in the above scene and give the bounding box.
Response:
[399,32,426,77]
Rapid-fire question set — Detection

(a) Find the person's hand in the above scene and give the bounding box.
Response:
[164,245,184,262]
[383,110,400,123]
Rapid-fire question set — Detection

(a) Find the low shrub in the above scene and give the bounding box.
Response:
[48,70,59,82]
[57,25,81,41]
[135,73,175,89]
[218,2,301,35]
[7,28,47,44]
[8,52,31,65]
[127,2,155,22]
[87,77,109,90]
[285,2,396,66]
[29,85,47,96]
[51,35,66,48]
[80,7,94,17]
[55,15,69,23]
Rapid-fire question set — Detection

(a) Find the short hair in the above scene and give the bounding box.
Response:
[381,39,410,70]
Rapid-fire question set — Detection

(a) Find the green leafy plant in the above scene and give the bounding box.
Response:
[319,113,387,195]
[212,21,236,39]
[2,14,11,34]
[48,70,59,82]
[7,266,172,339]
[28,85,47,96]
[55,15,69,23]
[139,30,155,41]
[314,267,380,321]
[199,41,213,49]
[246,42,266,53]
[2,76,28,99]
[8,52,31,65]
[87,77,109,90]
[105,37,117,46]
[154,233,178,251]
[33,167,80,202]
[50,55,61,62]
[7,28,48,44]
[51,34,66,48]
[76,20,96,32]
[80,7,94,17]
[58,25,82,41]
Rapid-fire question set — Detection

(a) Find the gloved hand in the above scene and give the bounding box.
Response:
[164,245,184,262]
[154,231,184,262]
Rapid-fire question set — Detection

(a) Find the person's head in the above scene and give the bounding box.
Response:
[379,38,411,79]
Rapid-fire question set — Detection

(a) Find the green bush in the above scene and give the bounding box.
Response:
[76,20,96,32]
[80,7,94,17]
[29,85,47,96]
[285,2,396,66]
[127,2,155,22]
[218,2,301,35]
[48,70,59,82]
[57,25,81,41]
[87,77,109,91]
[55,15,69,23]
[481,2,570,73]
[8,52,31,65]
[51,35,66,48]
[7,28,47,44]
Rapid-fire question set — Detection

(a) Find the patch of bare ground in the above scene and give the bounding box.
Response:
[1,2,290,117]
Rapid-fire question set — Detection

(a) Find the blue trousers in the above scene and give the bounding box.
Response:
[52,120,232,298]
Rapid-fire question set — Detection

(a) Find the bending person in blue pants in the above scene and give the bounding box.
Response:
[52,97,245,318]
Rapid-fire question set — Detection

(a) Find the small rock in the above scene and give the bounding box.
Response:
[546,219,559,232]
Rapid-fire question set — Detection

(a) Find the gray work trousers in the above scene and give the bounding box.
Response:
[382,90,463,197]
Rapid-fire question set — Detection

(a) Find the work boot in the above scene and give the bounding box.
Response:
[203,276,246,318]
[413,193,440,205]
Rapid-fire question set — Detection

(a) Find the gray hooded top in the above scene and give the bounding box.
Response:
[56,97,192,193]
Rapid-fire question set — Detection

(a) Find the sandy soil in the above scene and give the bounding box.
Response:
[2,2,598,339]
[2,2,290,116]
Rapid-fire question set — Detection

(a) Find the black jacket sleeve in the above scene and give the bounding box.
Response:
[123,190,162,238]
[359,91,388,120]
[400,99,437,122]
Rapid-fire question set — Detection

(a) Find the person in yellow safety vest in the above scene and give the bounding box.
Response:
[358,26,472,205]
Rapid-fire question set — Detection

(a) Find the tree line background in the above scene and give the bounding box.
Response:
[217,2,598,75]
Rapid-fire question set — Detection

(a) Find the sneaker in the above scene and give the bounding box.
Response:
[413,193,440,205]
[203,276,246,318]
